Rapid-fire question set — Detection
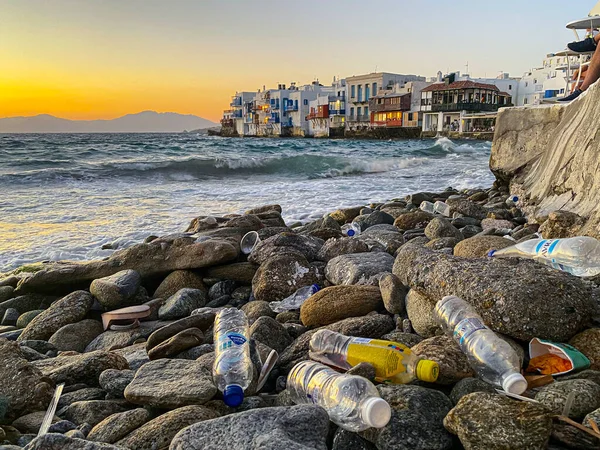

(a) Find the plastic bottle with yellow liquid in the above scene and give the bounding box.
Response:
[309,329,439,383]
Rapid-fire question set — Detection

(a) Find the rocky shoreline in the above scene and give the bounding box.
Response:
[1,182,600,450]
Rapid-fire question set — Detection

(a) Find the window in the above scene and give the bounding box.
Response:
[524,98,528,105]
[373,82,377,96]
[509,85,512,90]
[358,85,363,102]
[350,107,355,117]
[408,113,414,121]
[525,82,528,87]
[364,106,369,116]
[357,107,362,116]
[365,84,370,100]
[351,85,356,98]
[303,99,308,105]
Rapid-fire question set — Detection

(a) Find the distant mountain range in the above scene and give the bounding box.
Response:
[0,111,219,133]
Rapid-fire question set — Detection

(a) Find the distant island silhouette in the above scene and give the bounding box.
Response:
[0,111,218,133]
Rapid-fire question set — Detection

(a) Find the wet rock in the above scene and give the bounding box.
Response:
[248,233,324,265]
[317,237,369,262]
[249,316,293,354]
[329,206,363,225]
[453,235,514,258]
[449,378,496,405]
[48,319,104,353]
[381,331,423,347]
[246,204,282,215]
[87,408,150,444]
[98,369,135,398]
[146,315,214,352]
[424,218,463,241]
[333,428,377,450]
[90,270,141,310]
[241,301,277,324]
[539,210,586,239]
[481,218,516,231]
[148,327,204,360]
[278,314,394,372]
[325,253,394,286]
[112,342,149,370]
[18,345,49,361]
[394,245,594,342]
[16,239,238,295]
[0,294,53,319]
[360,384,453,450]
[47,419,78,433]
[170,404,329,450]
[405,289,440,338]
[406,192,434,206]
[208,280,238,300]
[353,210,395,231]
[19,339,56,355]
[283,323,306,339]
[158,288,207,320]
[1,308,19,326]
[444,392,552,450]
[124,359,217,408]
[85,320,166,352]
[32,350,129,386]
[411,335,474,385]
[0,339,53,421]
[459,225,483,239]
[24,432,122,449]
[205,263,258,286]
[17,291,94,342]
[300,285,383,327]
[58,388,106,409]
[534,379,600,420]
[445,197,487,220]
[15,310,43,329]
[569,328,600,370]
[12,411,59,434]
[59,400,130,427]
[0,285,14,302]
[452,216,481,228]
[153,270,206,299]
[379,273,408,315]
[393,211,434,230]
[359,227,405,254]
[252,254,322,303]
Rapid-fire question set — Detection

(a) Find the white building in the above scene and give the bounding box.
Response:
[230,91,256,136]
[306,78,346,137]
[345,72,426,128]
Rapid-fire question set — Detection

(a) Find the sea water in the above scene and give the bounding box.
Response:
[0,133,493,271]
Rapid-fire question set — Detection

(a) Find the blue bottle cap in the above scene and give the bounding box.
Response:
[347,229,355,237]
[223,384,244,407]
[311,284,320,293]
[487,249,496,257]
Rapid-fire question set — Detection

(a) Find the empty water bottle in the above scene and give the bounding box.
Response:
[433,201,451,217]
[434,296,527,394]
[269,284,319,312]
[213,308,253,407]
[341,222,361,237]
[488,236,600,277]
[309,329,438,384]
[287,360,391,432]
[505,195,519,207]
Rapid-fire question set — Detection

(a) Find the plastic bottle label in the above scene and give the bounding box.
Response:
[218,332,247,351]
[347,338,411,381]
[453,318,486,346]
[535,239,559,257]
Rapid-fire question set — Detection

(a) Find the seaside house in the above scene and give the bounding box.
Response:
[345,72,426,131]
[229,91,257,136]
[306,78,346,137]
[420,73,514,134]
[286,82,334,137]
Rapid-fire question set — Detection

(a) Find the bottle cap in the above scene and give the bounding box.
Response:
[416,360,439,383]
[361,397,391,429]
[487,249,496,257]
[347,229,355,237]
[311,284,320,293]
[502,373,528,395]
[223,384,244,407]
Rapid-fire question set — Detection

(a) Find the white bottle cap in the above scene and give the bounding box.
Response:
[502,373,528,395]
[361,397,392,429]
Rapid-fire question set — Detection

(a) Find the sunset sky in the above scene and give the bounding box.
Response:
[0,0,594,122]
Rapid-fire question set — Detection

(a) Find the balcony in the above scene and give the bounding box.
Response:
[349,115,370,122]
[372,118,402,127]
[431,102,503,113]
[284,104,298,112]
[329,109,346,115]
[230,97,242,107]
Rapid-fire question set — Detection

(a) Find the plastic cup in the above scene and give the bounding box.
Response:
[240,231,260,255]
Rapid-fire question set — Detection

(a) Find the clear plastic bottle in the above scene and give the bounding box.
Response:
[309,329,439,384]
[505,195,519,207]
[488,236,600,277]
[434,296,527,394]
[287,360,392,432]
[341,223,361,237]
[269,284,320,312]
[213,308,253,407]
[433,201,451,217]
[420,201,435,214]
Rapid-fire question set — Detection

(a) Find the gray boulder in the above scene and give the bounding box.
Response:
[153,270,206,299]
[381,331,423,348]
[98,369,135,398]
[411,335,474,385]
[170,405,329,450]
[158,288,207,320]
[445,197,487,220]
[393,245,594,341]
[317,237,369,262]
[24,433,121,449]
[0,293,53,319]
[58,400,130,427]
[449,378,497,405]
[112,342,149,371]
[248,233,324,265]
[89,270,141,310]
[249,316,293,354]
[15,310,43,329]
[0,285,14,302]
[146,315,214,351]
[360,384,453,450]
[2,308,19,326]
[534,379,600,420]
[424,218,463,241]
[444,392,552,450]
[359,227,405,254]
[85,320,167,352]
[17,291,94,342]
[124,359,217,408]
[87,408,151,444]
[353,210,395,231]
[147,327,204,360]
[49,319,104,353]
[241,301,277,324]
[333,429,377,450]
[58,388,106,409]
[379,273,408,315]
[325,252,395,286]
[405,289,440,338]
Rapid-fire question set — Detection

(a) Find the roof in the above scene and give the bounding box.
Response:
[372,92,411,99]
[422,80,501,92]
